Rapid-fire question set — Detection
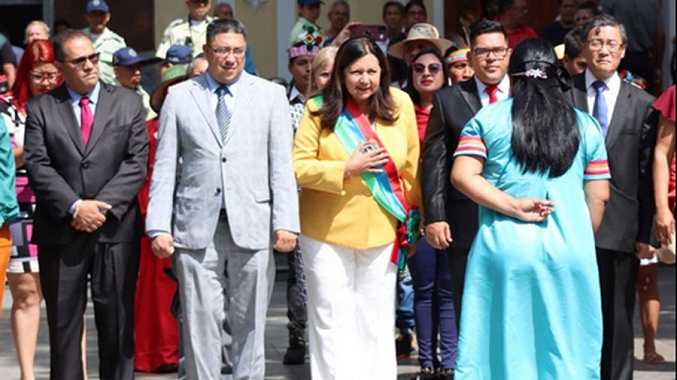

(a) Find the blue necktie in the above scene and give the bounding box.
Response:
[216,85,231,143]
[592,80,609,138]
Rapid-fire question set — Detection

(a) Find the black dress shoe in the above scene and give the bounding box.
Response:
[411,367,435,380]
[282,345,306,365]
[154,363,178,373]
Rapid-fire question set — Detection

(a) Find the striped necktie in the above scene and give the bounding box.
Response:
[216,85,231,143]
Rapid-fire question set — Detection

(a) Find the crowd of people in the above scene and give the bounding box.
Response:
[0,0,675,379]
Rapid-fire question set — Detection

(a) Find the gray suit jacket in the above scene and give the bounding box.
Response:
[146,72,299,251]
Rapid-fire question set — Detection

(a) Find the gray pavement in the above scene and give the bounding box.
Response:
[0,264,674,379]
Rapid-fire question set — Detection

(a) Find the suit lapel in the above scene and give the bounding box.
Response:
[572,74,588,112]
[55,86,85,155]
[190,75,222,147]
[605,81,631,151]
[224,72,255,146]
[460,79,482,116]
[84,82,110,156]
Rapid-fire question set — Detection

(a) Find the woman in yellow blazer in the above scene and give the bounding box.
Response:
[293,37,421,380]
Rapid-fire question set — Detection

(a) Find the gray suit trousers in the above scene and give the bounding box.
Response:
[172,215,275,380]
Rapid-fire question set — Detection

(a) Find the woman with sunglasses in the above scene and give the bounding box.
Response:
[293,37,420,379]
[0,39,61,380]
[404,48,456,380]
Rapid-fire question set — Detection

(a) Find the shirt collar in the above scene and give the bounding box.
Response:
[474,74,510,95]
[205,71,241,97]
[585,69,620,91]
[66,81,101,105]
[288,85,305,104]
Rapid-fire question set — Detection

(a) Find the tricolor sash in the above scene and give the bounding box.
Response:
[310,97,420,268]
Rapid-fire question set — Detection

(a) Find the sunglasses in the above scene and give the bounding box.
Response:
[412,62,442,76]
[66,52,100,67]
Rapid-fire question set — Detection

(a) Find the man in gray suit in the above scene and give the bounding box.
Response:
[146,19,299,379]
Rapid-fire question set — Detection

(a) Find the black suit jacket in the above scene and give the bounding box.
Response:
[572,74,657,253]
[422,78,483,250]
[24,82,149,245]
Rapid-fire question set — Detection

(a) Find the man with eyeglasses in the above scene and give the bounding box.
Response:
[570,14,658,380]
[23,30,149,380]
[211,2,258,75]
[422,19,511,340]
[81,0,126,85]
[156,0,214,60]
[146,19,298,379]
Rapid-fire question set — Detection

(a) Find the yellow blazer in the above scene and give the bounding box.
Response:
[293,88,421,250]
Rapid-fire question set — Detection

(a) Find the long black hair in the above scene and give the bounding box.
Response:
[509,38,579,178]
[311,37,396,129]
[405,48,450,106]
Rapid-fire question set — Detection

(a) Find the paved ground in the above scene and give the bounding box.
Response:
[0,262,674,379]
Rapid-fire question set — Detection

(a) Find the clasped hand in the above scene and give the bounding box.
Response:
[345,140,389,177]
[512,197,554,222]
[71,200,111,233]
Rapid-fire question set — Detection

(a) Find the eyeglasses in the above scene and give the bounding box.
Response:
[587,39,624,53]
[66,53,100,67]
[412,62,442,76]
[30,71,59,83]
[472,47,508,60]
[207,45,245,57]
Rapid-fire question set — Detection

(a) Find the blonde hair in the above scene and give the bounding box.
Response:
[24,20,50,44]
[307,46,338,97]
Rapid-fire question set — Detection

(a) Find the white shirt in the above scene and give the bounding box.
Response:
[585,69,621,125]
[205,71,240,113]
[474,75,510,107]
[288,85,306,105]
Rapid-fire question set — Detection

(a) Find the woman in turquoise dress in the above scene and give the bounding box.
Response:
[451,38,610,379]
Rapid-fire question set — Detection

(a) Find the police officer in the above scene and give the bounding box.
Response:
[81,0,126,84]
[113,47,156,121]
[156,0,213,59]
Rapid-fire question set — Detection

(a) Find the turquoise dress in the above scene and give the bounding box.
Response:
[453,100,610,380]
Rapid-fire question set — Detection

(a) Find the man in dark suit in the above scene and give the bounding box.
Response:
[572,15,657,380]
[422,19,511,329]
[23,30,149,380]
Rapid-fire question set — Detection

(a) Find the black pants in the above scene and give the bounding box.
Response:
[596,248,639,380]
[447,246,470,331]
[284,245,307,333]
[39,237,140,380]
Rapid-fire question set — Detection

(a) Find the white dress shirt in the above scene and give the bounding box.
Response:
[584,69,621,125]
[474,75,510,107]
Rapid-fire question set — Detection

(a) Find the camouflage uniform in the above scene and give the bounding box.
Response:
[156,16,214,59]
[82,27,126,85]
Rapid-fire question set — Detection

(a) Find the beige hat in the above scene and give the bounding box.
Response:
[388,23,453,59]
[150,64,187,113]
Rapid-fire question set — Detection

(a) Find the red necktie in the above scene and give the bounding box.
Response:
[79,96,93,146]
[486,84,499,104]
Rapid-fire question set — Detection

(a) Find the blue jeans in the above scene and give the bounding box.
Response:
[396,263,415,334]
[408,238,457,369]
